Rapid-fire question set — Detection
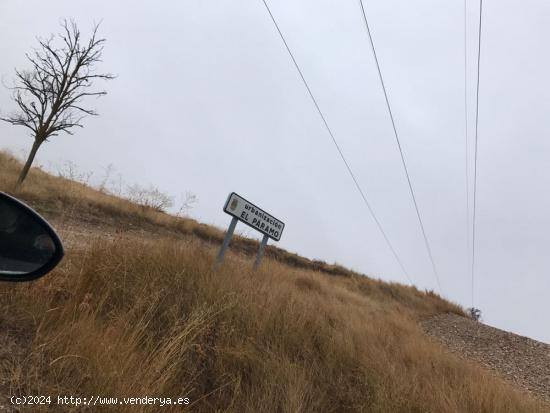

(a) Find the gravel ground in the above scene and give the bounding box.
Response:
[422,313,550,404]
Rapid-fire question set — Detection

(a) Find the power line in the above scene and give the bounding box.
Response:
[357,0,443,293]
[260,0,413,285]
[464,0,470,292]
[471,0,483,307]
[464,0,473,308]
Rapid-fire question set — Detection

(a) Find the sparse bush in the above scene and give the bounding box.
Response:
[99,165,125,197]
[176,191,198,217]
[468,307,482,321]
[98,163,115,193]
[126,183,174,212]
[57,160,94,184]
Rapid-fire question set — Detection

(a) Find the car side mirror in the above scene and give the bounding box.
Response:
[0,192,64,281]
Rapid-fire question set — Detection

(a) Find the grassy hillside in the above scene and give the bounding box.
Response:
[0,151,547,412]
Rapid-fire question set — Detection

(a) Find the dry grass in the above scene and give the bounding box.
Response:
[0,150,547,412]
[0,237,546,412]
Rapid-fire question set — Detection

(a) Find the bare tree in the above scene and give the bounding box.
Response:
[1,20,114,186]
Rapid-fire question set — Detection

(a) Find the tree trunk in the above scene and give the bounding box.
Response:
[16,140,41,188]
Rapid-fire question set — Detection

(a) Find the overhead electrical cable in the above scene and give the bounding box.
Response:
[260,0,414,285]
[464,0,471,290]
[471,0,483,307]
[357,0,443,292]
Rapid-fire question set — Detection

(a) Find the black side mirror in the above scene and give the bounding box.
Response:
[0,192,64,282]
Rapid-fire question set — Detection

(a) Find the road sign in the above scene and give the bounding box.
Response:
[216,192,285,270]
[223,192,285,241]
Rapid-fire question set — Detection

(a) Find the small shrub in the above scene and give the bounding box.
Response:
[176,191,198,217]
[468,307,482,321]
[126,183,174,212]
[57,160,93,185]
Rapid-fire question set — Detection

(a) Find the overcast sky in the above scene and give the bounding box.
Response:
[1,0,549,343]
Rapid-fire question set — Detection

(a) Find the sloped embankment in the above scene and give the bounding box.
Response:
[1,150,548,412]
[422,313,550,404]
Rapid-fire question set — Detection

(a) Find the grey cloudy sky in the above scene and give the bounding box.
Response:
[1,0,549,343]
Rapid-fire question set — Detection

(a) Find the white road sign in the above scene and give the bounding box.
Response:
[223,192,285,241]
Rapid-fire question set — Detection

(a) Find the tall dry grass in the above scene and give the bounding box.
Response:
[0,236,546,412]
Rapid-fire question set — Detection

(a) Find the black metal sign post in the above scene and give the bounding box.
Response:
[216,192,285,270]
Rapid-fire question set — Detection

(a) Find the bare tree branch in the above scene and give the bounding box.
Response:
[1,19,114,186]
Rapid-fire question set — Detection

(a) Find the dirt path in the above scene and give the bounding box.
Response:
[421,313,550,404]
